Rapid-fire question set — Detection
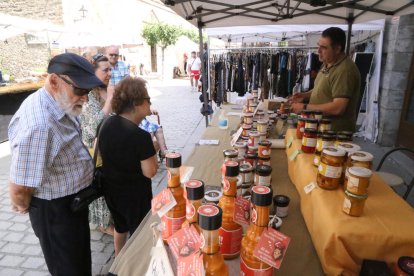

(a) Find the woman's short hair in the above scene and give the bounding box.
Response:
[112,77,148,114]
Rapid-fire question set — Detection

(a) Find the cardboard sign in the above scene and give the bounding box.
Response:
[233,196,251,225]
[253,228,291,269]
[167,224,203,261]
[230,127,243,147]
[145,238,174,276]
[289,149,303,161]
[286,136,295,148]
[151,188,177,218]
[177,252,204,276]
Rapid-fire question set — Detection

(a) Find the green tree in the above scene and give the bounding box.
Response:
[142,22,181,78]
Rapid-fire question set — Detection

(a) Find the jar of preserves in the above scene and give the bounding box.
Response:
[344,167,372,195]
[252,90,258,97]
[302,128,318,154]
[256,110,265,120]
[198,205,229,275]
[244,152,257,167]
[240,186,273,275]
[258,140,272,158]
[257,156,271,166]
[254,165,272,187]
[296,117,306,139]
[243,112,254,124]
[314,133,336,167]
[242,124,252,139]
[305,118,318,130]
[317,147,346,190]
[218,161,242,259]
[257,120,268,133]
[347,151,373,170]
[239,163,253,184]
[301,110,313,119]
[342,190,368,217]
[248,131,260,147]
[394,256,414,276]
[318,118,332,132]
[337,142,361,157]
[258,131,267,141]
[313,110,323,121]
[184,180,205,230]
[162,153,186,240]
[248,103,258,113]
[234,141,248,159]
[247,97,255,107]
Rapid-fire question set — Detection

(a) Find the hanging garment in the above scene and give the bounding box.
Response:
[302,52,312,91]
[260,54,270,99]
[309,53,322,90]
[277,52,289,98]
[270,54,279,96]
[237,56,245,96]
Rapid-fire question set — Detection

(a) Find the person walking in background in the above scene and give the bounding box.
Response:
[8,53,103,275]
[187,51,201,92]
[98,77,158,256]
[106,45,129,85]
[183,53,188,75]
[79,53,115,236]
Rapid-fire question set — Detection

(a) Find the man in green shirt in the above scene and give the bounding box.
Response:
[291,27,361,131]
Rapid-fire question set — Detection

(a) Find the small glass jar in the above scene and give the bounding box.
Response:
[166,152,182,187]
[248,131,260,147]
[258,131,267,141]
[317,147,346,190]
[256,110,265,120]
[267,110,275,116]
[239,163,253,184]
[221,149,238,181]
[318,118,332,132]
[243,112,254,124]
[252,90,258,97]
[248,103,258,113]
[347,151,374,170]
[337,142,361,158]
[242,124,252,139]
[234,141,248,159]
[338,131,354,139]
[301,128,318,154]
[258,140,272,158]
[296,117,306,139]
[312,110,323,121]
[343,190,368,217]
[244,152,257,167]
[301,110,313,119]
[305,118,318,130]
[247,97,255,107]
[273,195,290,218]
[344,167,372,195]
[204,190,222,205]
[184,180,205,225]
[257,156,271,166]
[257,119,268,133]
[314,133,336,167]
[335,134,353,145]
[254,165,272,187]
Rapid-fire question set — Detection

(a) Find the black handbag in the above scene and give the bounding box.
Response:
[70,120,106,213]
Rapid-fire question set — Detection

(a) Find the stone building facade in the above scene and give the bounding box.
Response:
[0,0,63,78]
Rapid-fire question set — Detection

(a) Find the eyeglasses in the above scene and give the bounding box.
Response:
[92,53,104,62]
[57,75,90,96]
[144,97,151,105]
[109,53,119,57]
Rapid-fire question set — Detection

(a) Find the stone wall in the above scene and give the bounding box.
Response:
[378,13,414,146]
[0,0,63,78]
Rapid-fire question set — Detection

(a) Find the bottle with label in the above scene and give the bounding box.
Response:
[218,109,229,130]
[162,152,186,241]
[198,205,229,276]
[183,179,204,232]
[240,185,274,275]
[218,161,243,259]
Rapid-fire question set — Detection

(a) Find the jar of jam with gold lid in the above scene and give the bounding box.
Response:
[301,128,318,154]
[318,118,332,132]
[317,147,346,190]
[239,163,253,184]
[342,190,368,217]
[242,124,252,139]
[243,112,254,125]
[346,151,374,170]
[344,166,372,195]
[245,152,257,167]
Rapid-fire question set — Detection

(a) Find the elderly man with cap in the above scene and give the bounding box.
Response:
[8,53,103,275]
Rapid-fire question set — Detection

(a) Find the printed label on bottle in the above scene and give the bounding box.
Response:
[347,175,359,188]
[223,178,230,192]
[318,163,342,178]
[302,137,317,147]
[251,206,258,224]
[162,215,186,239]
[218,227,243,256]
[343,198,351,214]
[240,257,273,276]
[306,123,318,129]
[186,203,196,220]
[258,175,271,186]
[276,206,288,218]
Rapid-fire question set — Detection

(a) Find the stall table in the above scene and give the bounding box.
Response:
[0,81,44,95]
[109,104,323,275]
[285,128,414,275]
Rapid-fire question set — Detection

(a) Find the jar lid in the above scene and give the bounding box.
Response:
[249,131,260,137]
[257,111,265,115]
[256,164,272,175]
[204,190,222,201]
[322,146,346,157]
[198,205,222,231]
[239,163,253,172]
[185,180,205,200]
[242,124,252,129]
[320,118,332,124]
[259,131,267,136]
[251,186,273,206]
[344,190,368,199]
[250,103,258,107]
[321,134,336,140]
[243,112,254,117]
[338,131,354,137]
[323,130,336,136]
[313,110,323,115]
[337,143,361,153]
[234,141,248,148]
[273,195,290,207]
[398,256,414,275]
[259,140,272,147]
[304,128,318,134]
[298,117,306,122]
[166,152,182,168]
[348,167,372,178]
[305,118,318,124]
[258,156,271,161]
[223,149,238,158]
[271,216,283,229]
[246,152,258,158]
[267,110,275,114]
[350,151,374,162]
[225,160,239,177]
[336,134,351,140]
[248,145,258,151]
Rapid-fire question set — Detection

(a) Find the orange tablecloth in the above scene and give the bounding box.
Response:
[285,128,414,275]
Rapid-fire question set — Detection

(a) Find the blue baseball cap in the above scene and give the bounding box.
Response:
[47,53,104,90]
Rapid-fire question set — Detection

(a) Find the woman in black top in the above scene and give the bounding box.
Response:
[98,77,158,256]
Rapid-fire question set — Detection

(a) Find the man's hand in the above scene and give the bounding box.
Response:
[291,102,305,114]
[150,109,159,116]
[9,182,34,214]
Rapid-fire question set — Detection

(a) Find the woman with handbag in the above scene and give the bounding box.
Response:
[98,77,158,256]
[79,54,115,236]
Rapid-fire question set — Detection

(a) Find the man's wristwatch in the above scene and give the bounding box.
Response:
[303,104,308,110]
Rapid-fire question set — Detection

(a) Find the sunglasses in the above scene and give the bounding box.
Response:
[57,75,90,96]
[144,97,151,105]
[109,53,119,57]
[92,53,104,62]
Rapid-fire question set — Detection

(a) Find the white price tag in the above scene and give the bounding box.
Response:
[145,238,174,276]
[304,182,317,194]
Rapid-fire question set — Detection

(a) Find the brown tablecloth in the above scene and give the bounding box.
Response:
[285,128,414,276]
[110,104,323,275]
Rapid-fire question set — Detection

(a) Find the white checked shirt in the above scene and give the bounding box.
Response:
[8,87,94,200]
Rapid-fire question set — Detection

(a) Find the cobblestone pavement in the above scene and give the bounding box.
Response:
[0,79,205,275]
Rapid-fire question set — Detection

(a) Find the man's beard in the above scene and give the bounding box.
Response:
[55,91,83,117]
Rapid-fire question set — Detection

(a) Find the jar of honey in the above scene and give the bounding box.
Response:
[394,256,414,276]
[162,153,186,240]
[248,131,260,147]
[198,205,229,275]
[248,103,258,113]
[258,140,272,158]
[344,167,372,195]
[314,133,336,167]
[337,142,361,158]
[317,147,346,190]
[343,190,368,217]
[184,180,204,230]
[239,163,253,184]
[318,118,332,132]
[240,186,273,275]
[313,110,323,121]
[347,151,374,170]
[218,161,242,259]
[258,131,267,141]
[254,165,272,187]
[243,112,254,124]
[257,120,268,133]
[302,128,318,154]
[296,117,306,139]
[234,141,248,159]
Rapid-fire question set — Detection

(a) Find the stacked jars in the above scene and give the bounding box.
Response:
[313,132,336,167]
[239,163,254,198]
[258,140,272,165]
[184,180,205,231]
[221,149,238,183]
[316,147,347,190]
[254,165,272,187]
[233,141,248,163]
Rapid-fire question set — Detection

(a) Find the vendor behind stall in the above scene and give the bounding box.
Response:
[291,27,361,132]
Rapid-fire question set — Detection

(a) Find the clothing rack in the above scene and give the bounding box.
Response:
[209,46,319,51]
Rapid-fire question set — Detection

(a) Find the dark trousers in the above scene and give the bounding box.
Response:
[29,195,91,276]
